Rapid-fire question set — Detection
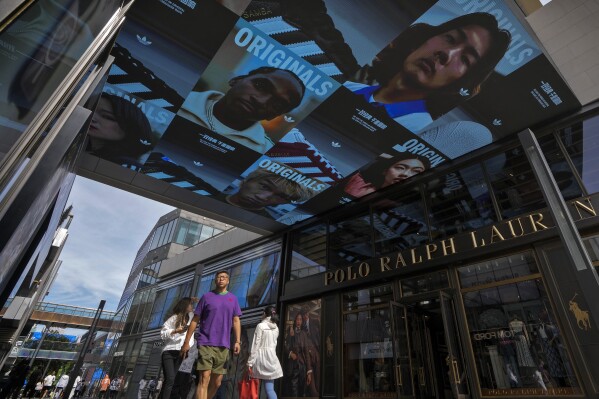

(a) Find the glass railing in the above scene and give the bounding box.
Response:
[34,302,116,320]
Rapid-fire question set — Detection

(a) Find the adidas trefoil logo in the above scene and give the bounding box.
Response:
[136,35,152,46]
[193,161,204,167]
[331,141,341,148]
[139,139,151,146]
[284,115,295,123]
[492,118,502,126]
[459,88,470,96]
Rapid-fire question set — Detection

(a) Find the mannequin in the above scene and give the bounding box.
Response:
[508,315,536,368]
[538,309,566,384]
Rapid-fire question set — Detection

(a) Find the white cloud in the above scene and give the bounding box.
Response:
[44,176,174,311]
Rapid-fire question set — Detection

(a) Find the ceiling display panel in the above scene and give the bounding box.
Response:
[84,0,580,229]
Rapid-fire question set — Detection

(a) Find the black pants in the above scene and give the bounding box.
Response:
[161,350,192,399]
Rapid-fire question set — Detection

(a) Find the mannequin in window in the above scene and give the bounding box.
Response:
[508,315,536,368]
[538,308,567,385]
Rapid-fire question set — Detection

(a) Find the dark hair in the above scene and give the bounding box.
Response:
[367,12,511,118]
[215,269,229,278]
[359,153,431,188]
[91,93,153,163]
[293,311,303,326]
[243,66,306,98]
[264,305,280,324]
[170,297,192,328]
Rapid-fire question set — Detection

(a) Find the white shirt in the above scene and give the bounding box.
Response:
[160,312,195,351]
[247,318,283,380]
[56,375,69,388]
[179,90,274,153]
[43,375,55,386]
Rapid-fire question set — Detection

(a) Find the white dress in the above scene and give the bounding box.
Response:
[247,318,284,380]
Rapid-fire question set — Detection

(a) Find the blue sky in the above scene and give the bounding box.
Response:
[44,176,174,311]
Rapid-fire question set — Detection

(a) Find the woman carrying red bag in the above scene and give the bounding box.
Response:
[247,305,284,399]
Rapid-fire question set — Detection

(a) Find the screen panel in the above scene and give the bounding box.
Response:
[83,0,581,229]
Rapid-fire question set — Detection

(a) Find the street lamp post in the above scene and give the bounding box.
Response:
[62,300,105,398]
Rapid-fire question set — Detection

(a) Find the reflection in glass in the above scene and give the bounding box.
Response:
[372,189,429,256]
[537,134,582,201]
[458,252,539,288]
[146,282,192,330]
[459,254,580,396]
[342,286,396,398]
[196,252,280,310]
[485,146,546,219]
[0,0,121,160]
[291,224,327,280]
[284,299,322,398]
[400,271,449,297]
[427,164,496,239]
[328,213,373,268]
[558,115,599,195]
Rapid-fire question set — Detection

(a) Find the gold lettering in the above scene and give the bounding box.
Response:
[507,218,525,237]
[358,262,370,277]
[529,213,549,231]
[347,266,357,280]
[425,243,437,260]
[380,257,391,272]
[490,226,505,243]
[395,253,406,268]
[334,269,345,283]
[470,231,478,248]
[441,238,457,256]
[324,272,334,286]
[411,248,423,264]
[572,198,596,220]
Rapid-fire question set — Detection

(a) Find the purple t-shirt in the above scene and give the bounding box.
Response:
[194,291,242,348]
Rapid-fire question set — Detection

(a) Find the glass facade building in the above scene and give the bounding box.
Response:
[3,1,599,399]
[113,108,599,399]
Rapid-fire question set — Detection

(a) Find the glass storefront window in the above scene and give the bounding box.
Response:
[538,134,583,201]
[342,285,395,398]
[458,253,581,396]
[558,115,599,195]
[372,188,429,256]
[427,164,497,239]
[196,273,215,300]
[282,299,322,398]
[199,252,280,309]
[328,213,373,268]
[485,146,546,220]
[146,282,192,329]
[290,223,327,279]
[400,270,449,297]
[458,253,539,289]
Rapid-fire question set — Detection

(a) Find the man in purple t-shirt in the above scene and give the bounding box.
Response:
[181,269,241,399]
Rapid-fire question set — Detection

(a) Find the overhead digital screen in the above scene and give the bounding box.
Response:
[87,0,580,226]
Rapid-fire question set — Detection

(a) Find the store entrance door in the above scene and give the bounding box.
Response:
[394,291,468,399]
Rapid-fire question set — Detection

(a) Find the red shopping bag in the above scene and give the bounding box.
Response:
[238,372,260,399]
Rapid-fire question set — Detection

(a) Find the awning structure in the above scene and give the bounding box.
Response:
[78,0,580,233]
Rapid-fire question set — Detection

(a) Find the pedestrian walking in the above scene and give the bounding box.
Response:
[181,270,242,399]
[247,306,283,399]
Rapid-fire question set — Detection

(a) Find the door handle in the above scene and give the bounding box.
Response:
[452,360,461,384]
[395,365,402,386]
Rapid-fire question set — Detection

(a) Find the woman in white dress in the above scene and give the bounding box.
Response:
[247,306,284,399]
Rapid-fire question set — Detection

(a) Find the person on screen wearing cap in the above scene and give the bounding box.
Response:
[222,168,314,218]
[179,67,306,154]
[345,12,511,133]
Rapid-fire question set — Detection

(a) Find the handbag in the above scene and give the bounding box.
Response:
[238,371,260,399]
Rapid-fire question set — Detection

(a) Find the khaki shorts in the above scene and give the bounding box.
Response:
[197,345,229,374]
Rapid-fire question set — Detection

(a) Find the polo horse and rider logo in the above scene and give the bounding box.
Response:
[569,293,591,331]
